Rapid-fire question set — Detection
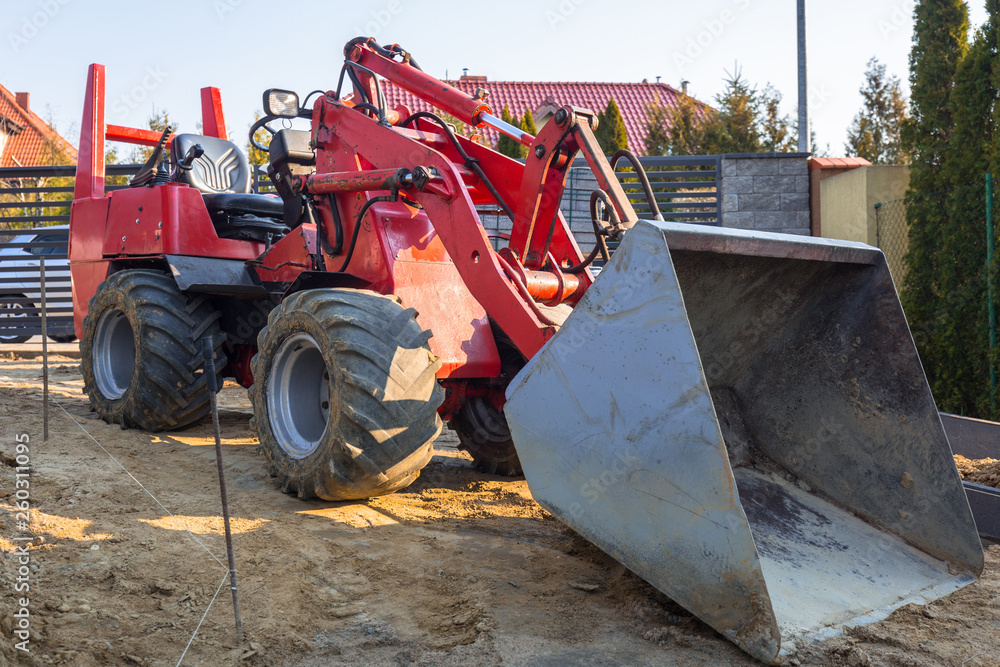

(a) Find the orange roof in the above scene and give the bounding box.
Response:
[0,84,78,167]
[808,157,871,171]
[381,76,711,155]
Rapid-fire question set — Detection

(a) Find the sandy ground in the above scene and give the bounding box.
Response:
[0,352,998,666]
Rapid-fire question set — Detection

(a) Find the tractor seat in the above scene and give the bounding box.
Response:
[200,192,288,244]
[202,192,284,217]
[172,134,288,244]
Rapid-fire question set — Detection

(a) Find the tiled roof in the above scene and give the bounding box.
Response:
[0,84,78,168]
[381,77,711,155]
[808,157,871,171]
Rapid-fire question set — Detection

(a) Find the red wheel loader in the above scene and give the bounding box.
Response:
[69,38,984,663]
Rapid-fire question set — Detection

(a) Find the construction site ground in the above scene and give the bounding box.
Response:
[1,348,998,667]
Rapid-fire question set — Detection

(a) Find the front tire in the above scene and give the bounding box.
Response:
[81,270,226,431]
[251,289,443,501]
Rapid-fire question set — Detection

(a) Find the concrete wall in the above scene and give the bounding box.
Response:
[820,165,910,246]
[720,153,811,235]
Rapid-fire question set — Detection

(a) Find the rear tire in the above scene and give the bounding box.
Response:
[451,397,522,476]
[449,335,533,477]
[81,270,226,431]
[250,289,443,501]
[49,334,77,343]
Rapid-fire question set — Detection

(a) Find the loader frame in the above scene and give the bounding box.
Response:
[69,40,637,397]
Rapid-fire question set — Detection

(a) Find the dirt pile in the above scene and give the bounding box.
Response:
[954,455,1000,488]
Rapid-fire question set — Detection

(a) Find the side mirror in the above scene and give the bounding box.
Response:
[264,89,300,118]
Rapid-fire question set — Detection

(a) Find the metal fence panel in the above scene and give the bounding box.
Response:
[0,229,73,337]
[563,155,721,231]
[0,164,142,340]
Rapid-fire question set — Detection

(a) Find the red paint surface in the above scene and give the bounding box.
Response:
[200,87,227,139]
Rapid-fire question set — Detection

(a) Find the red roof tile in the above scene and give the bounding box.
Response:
[0,83,78,168]
[808,156,871,171]
[381,77,711,155]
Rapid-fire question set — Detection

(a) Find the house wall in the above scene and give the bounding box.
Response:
[808,158,871,236]
[820,168,871,244]
[719,153,811,235]
[820,166,910,246]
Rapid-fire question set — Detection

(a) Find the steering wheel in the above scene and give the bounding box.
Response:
[249,115,278,152]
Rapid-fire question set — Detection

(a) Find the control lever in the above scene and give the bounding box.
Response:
[129,125,174,187]
[171,144,204,180]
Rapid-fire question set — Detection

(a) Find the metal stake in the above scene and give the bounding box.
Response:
[796,0,809,153]
[987,173,997,415]
[202,337,243,642]
[41,257,48,441]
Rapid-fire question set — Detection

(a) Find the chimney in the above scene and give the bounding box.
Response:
[15,92,29,112]
[681,80,689,95]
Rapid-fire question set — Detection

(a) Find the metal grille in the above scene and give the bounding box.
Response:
[0,164,141,339]
[616,155,721,223]
[0,229,73,338]
[564,154,721,231]
[874,198,909,285]
[252,165,275,194]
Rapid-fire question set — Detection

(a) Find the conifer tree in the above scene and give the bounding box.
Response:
[643,97,672,156]
[595,97,628,155]
[644,92,707,156]
[705,68,760,153]
[519,107,538,137]
[934,8,999,416]
[899,0,969,411]
[845,58,909,164]
[497,105,526,159]
[759,85,795,153]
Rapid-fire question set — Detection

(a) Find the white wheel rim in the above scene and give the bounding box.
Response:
[0,298,27,341]
[267,333,331,459]
[93,307,136,400]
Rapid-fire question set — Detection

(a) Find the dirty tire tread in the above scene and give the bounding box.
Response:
[451,396,523,477]
[81,269,226,432]
[251,289,443,501]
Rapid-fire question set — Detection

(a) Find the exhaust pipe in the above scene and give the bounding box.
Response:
[504,220,983,663]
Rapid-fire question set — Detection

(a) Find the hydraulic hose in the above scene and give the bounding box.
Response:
[563,190,618,273]
[610,149,662,221]
[337,194,395,273]
[561,244,603,275]
[400,111,515,222]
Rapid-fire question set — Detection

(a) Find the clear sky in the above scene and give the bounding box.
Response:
[1,0,989,156]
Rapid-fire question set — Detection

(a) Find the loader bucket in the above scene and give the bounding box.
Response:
[504,220,984,664]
